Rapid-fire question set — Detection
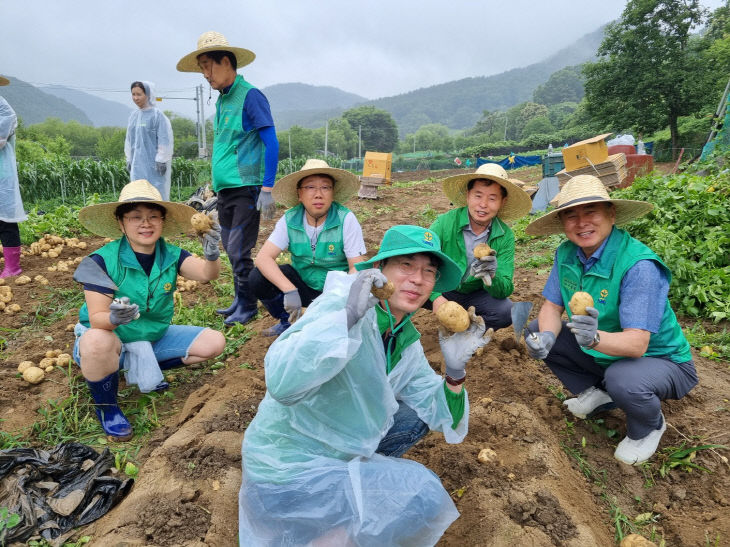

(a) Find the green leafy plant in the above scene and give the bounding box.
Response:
[655,442,728,477]
[0,507,21,544]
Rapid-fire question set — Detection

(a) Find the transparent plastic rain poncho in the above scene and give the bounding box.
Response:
[124,82,173,199]
[0,97,26,223]
[239,271,469,547]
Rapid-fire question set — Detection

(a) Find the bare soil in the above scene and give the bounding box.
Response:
[1,166,728,546]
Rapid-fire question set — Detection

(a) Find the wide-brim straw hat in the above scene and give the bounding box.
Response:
[441,163,533,222]
[525,174,653,236]
[0,76,9,86]
[79,180,197,238]
[272,158,360,208]
[177,31,256,73]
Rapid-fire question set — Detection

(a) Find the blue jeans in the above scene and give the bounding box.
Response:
[376,402,430,457]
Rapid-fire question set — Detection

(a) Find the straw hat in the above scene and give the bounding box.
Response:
[272,159,360,208]
[525,175,653,236]
[177,31,256,73]
[0,76,9,86]
[79,180,197,238]
[441,163,533,222]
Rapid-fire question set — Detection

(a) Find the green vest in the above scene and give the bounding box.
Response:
[212,75,265,192]
[557,227,692,367]
[286,202,350,291]
[79,237,182,343]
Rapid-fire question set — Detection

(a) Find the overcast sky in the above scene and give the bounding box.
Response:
[1,0,726,119]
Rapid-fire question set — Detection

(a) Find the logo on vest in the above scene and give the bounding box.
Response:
[164,282,173,293]
[599,288,608,305]
[327,244,335,255]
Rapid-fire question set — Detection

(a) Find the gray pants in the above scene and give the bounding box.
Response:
[529,319,698,439]
[440,290,513,330]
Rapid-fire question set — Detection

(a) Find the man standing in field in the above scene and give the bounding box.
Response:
[177,31,280,326]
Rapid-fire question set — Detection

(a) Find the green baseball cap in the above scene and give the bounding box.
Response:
[355,225,463,292]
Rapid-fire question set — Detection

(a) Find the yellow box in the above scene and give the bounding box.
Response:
[363,151,392,183]
[561,133,612,171]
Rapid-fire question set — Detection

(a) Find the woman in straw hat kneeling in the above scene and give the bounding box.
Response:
[249,159,366,336]
[240,225,492,545]
[430,163,532,329]
[523,175,697,465]
[73,180,226,440]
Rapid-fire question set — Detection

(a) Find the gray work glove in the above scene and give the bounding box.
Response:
[469,255,498,287]
[567,306,599,347]
[346,268,388,329]
[439,306,493,380]
[155,161,167,176]
[126,160,132,173]
[109,297,140,326]
[283,289,303,323]
[198,217,222,261]
[524,330,556,360]
[256,190,276,220]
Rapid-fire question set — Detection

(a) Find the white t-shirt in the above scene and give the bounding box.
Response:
[268,211,367,258]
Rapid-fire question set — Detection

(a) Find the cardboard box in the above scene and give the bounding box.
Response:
[363,152,392,183]
[561,133,612,171]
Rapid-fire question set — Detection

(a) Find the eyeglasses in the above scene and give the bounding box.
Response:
[123,214,164,226]
[299,185,334,194]
[391,258,440,282]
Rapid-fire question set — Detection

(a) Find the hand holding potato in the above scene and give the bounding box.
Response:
[192,212,221,261]
[438,306,493,381]
[469,244,498,287]
[567,306,599,347]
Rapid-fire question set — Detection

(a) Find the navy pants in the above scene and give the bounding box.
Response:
[249,265,322,307]
[217,185,260,283]
[0,221,20,247]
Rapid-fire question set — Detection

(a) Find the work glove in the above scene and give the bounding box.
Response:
[346,268,388,329]
[524,330,556,360]
[155,161,167,176]
[198,216,222,261]
[256,190,276,220]
[109,297,140,326]
[283,289,303,323]
[125,160,132,173]
[469,254,498,287]
[438,306,493,380]
[567,306,599,347]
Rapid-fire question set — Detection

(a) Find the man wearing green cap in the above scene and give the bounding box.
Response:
[239,225,492,545]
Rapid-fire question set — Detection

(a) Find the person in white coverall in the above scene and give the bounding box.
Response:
[125,81,174,199]
[239,224,494,546]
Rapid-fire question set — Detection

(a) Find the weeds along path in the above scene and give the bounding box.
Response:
[1,170,728,546]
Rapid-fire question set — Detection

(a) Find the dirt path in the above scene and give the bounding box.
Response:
[1,169,728,546]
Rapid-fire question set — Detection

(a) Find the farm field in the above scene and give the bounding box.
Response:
[1,167,728,546]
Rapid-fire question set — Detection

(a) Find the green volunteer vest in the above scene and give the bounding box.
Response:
[557,227,692,368]
[78,237,182,343]
[212,75,265,192]
[286,202,350,291]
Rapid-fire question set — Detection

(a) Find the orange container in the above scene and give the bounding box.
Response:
[363,152,393,184]
[562,133,612,171]
[619,155,654,188]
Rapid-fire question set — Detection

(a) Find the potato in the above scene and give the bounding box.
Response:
[45,349,61,358]
[569,291,594,316]
[0,278,4,285]
[48,251,59,258]
[65,323,76,332]
[370,280,395,300]
[5,303,20,313]
[0,285,12,302]
[436,301,470,332]
[18,361,35,373]
[23,366,45,384]
[473,243,496,259]
[77,242,87,249]
[191,212,213,234]
[620,534,657,547]
[15,275,31,285]
[478,447,498,464]
[39,357,57,369]
[56,353,73,366]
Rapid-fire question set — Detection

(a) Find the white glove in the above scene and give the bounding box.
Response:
[567,306,599,347]
[256,190,276,220]
[109,297,140,326]
[439,306,493,380]
[469,255,498,287]
[346,269,388,329]
[283,289,303,323]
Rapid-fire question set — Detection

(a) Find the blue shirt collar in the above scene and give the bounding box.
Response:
[576,227,614,271]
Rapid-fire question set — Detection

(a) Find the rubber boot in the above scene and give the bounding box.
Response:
[86,373,133,441]
[0,246,22,278]
[215,277,239,317]
[224,278,258,326]
[260,294,291,337]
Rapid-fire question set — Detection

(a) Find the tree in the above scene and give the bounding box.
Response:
[96,128,126,160]
[342,106,399,152]
[583,0,709,153]
[533,66,585,106]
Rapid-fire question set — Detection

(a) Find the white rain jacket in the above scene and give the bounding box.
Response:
[239,271,468,546]
[0,96,26,223]
[124,82,173,199]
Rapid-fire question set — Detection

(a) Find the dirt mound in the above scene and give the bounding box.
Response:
[2,174,728,546]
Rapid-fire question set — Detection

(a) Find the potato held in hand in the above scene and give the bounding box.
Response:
[473,243,496,259]
[569,291,594,316]
[436,301,470,333]
[190,212,213,234]
[371,280,395,300]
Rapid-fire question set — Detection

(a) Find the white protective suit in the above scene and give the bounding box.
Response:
[239,271,469,547]
[124,82,173,199]
[0,96,26,223]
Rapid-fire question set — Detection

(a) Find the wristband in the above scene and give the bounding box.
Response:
[445,375,466,386]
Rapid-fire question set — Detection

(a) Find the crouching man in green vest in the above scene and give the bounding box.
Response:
[249,159,367,336]
[524,175,698,465]
[73,180,226,441]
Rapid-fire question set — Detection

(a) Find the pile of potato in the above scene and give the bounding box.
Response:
[25,234,87,258]
[175,275,199,293]
[47,257,82,273]
[0,283,21,314]
[17,350,73,384]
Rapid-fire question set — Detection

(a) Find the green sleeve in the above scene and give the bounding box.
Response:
[443,382,466,429]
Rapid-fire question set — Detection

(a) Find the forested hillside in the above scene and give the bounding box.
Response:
[1,77,92,126]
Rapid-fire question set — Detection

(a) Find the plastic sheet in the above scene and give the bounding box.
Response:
[0,443,133,544]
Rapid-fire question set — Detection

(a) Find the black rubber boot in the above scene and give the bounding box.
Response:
[86,373,133,441]
[260,294,291,337]
[215,277,239,316]
[224,278,258,326]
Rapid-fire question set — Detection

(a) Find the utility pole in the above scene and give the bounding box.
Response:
[199,84,207,158]
[288,132,293,173]
[503,114,508,141]
[358,125,362,160]
[324,119,329,157]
